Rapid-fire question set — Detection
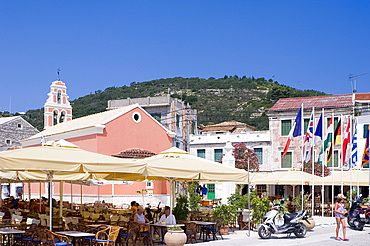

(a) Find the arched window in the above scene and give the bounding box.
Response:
[57,90,62,104]
[53,110,58,125]
[59,111,65,123]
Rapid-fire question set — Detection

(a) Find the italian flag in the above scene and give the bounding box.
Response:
[318,116,333,165]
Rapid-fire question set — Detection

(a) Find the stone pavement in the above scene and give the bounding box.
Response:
[198,216,369,246]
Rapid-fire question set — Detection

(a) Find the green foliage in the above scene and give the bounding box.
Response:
[292,192,311,213]
[346,188,359,202]
[227,193,248,210]
[167,226,183,231]
[363,197,369,205]
[213,204,238,226]
[24,76,326,131]
[272,199,289,218]
[250,191,270,225]
[173,195,189,221]
[188,182,202,211]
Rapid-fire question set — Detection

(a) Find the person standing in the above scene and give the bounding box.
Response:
[334,194,349,241]
[201,185,208,198]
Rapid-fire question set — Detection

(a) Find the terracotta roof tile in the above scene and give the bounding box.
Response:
[201,120,255,132]
[112,148,156,159]
[269,94,353,112]
[355,93,370,101]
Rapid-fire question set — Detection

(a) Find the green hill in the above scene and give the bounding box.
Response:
[23,76,326,131]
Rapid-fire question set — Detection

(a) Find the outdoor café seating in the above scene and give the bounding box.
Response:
[95,226,120,246]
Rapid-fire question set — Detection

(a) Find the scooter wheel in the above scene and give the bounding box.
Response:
[358,222,364,231]
[294,222,307,238]
[353,218,360,229]
[258,226,272,239]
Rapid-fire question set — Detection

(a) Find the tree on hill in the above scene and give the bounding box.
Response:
[22,76,326,131]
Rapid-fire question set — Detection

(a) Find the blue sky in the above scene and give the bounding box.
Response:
[1,1,369,113]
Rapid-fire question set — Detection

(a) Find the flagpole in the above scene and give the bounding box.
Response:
[331,113,334,217]
[322,111,326,217]
[301,103,304,212]
[350,116,353,201]
[311,107,315,216]
[368,125,370,201]
[341,114,344,194]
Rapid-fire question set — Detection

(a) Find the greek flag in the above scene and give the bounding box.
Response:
[350,119,358,168]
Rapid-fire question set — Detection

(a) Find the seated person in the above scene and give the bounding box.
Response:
[153,206,176,241]
[135,207,150,229]
[145,204,153,222]
[9,196,19,209]
[130,201,138,212]
[159,206,176,225]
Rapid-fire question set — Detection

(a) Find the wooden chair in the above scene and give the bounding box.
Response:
[40,229,70,246]
[95,226,120,246]
[185,222,197,243]
[19,224,42,246]
[121,221,140,246]
[237,209,254,231]
[209,219,223,240]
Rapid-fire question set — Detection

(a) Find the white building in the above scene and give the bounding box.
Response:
[189,121,271,199]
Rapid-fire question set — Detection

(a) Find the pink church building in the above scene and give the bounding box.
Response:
[21,80,176,205]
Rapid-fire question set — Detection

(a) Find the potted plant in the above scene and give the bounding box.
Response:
[164,226,187,246]
[213,204,238,235]
[272,199,288,226]
[188,182,202,211]
[292,192,315,230]
[173,195,189,222]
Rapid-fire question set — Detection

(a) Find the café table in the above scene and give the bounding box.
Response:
[150,223,186,243]
[0,228,25,246]
[189,221,216,242]
[57,231,95,246]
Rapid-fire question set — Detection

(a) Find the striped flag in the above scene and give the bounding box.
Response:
[350,119,358,168]
[306,112,323,163]
[362,124,369,168]
[328,118,341,162]
[318,116,333,164]
[282,106,302,161]
[303,112,314,162]
[342,118,351,166]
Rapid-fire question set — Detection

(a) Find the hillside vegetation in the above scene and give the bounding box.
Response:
[22,76,326,131]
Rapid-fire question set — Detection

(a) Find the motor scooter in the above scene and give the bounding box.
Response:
[258,201,309,239]
[365,208,370,224]
[347,195,366,231]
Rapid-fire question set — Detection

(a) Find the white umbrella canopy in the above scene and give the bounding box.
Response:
[323,170,370,186]
[140,147,250,182]
[251,170,323,185]
[0,144,145,176]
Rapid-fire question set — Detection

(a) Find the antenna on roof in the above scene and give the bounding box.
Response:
[349,73,367,93]
[57,67,61,80]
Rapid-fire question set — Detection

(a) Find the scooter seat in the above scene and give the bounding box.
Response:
[284,212,298,222]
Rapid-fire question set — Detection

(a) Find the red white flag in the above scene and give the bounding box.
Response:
[282,106,302,161]
[342,118,351,166]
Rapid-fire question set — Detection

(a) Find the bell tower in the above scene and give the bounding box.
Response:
[44,80,72,129]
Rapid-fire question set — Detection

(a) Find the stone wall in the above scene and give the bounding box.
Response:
[0,117,39,151]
